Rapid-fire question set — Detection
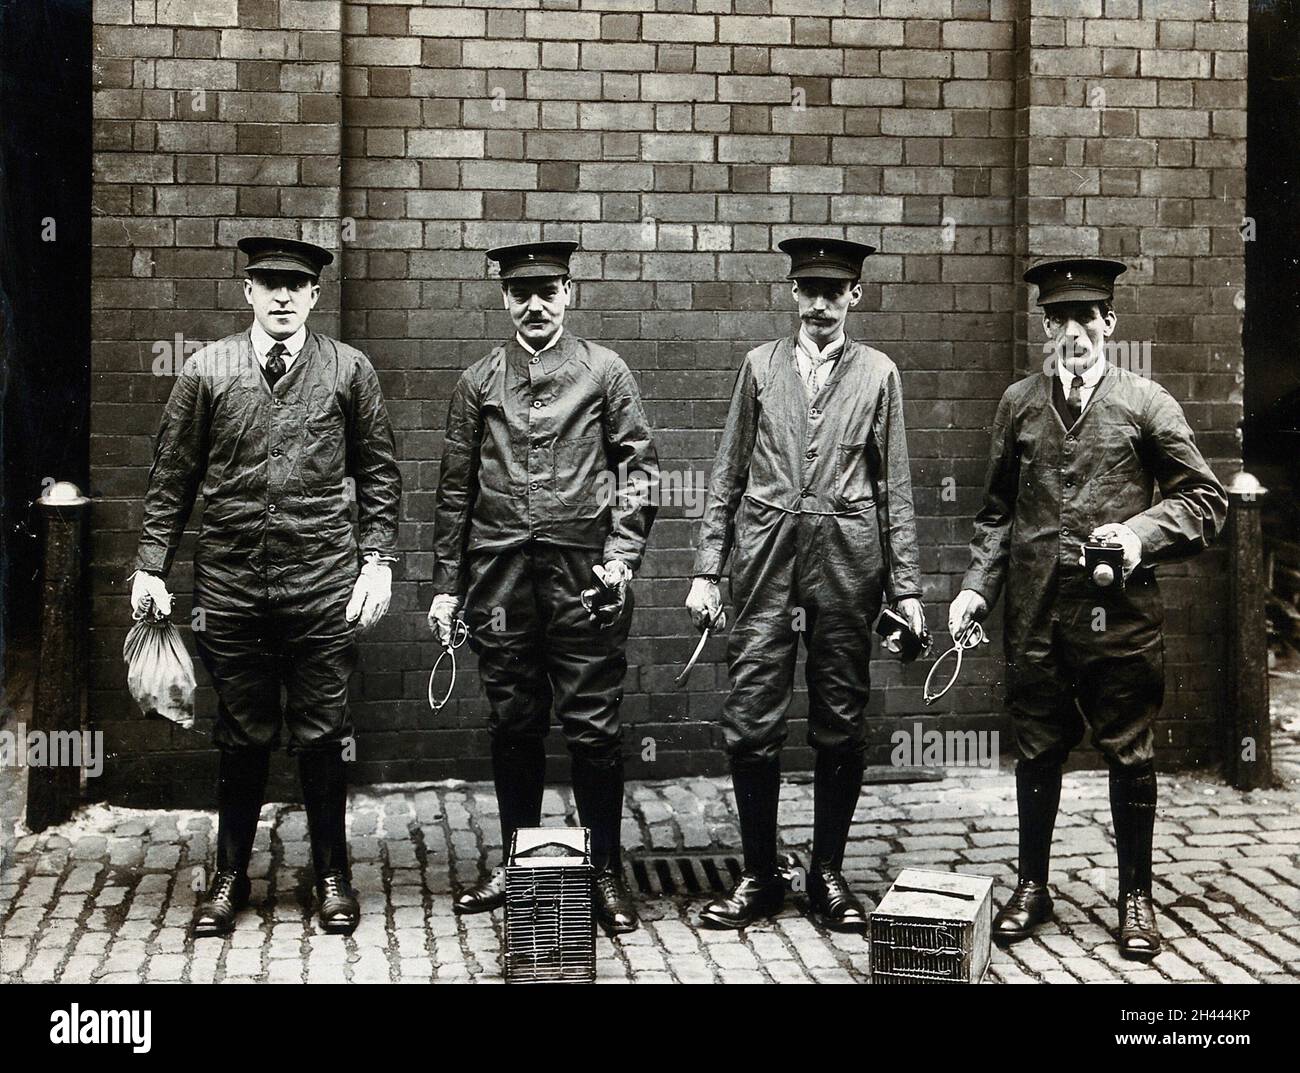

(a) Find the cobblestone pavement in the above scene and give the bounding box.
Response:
[2,750,1298,985]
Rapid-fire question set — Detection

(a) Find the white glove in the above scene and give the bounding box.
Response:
[947,588,988,643]
[593,559,633,599]
[1082,523,1142,577]
[346,559,392,632]
[130,570,173,617]
[685,576,725,632]
[427,593,461,646]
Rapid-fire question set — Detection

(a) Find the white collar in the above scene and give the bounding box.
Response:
[516,326,564,356]
[1058,352,1106,390]
[251,321,307,361]
[797,327,845,361]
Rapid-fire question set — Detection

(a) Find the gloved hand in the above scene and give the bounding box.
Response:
[593,559,633,599]
[685,576,725,632]
[427,593,461,647]
[1082,523,1142,577]
[346,558,392,632]
[895,596,926,643]
[130,570,173,618]
[947,588,988,644]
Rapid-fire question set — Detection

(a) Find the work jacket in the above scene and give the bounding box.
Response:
[431,332,659,598]
[136,329,401,606]
[692,335,923,602]
[962,364,1227,655]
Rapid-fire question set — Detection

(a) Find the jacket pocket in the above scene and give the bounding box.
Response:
[834,441,874,509]
[299,410,346,490]
[552,434,605,510]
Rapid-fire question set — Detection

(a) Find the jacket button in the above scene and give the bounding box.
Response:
[806,450,816,460]
[529,357,539,365]
[271,448,281,457]
[269,504,277,514]
[530,482,538,491]
[532,400,542,409]
[809,408,820,419]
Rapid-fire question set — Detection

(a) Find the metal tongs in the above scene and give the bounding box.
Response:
[923,621,989,706]
[428,617,469,712]
[675,608,725,688]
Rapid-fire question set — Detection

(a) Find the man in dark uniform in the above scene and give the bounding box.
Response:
[428,240,659,935]
[949,257,1227,960]
[132,236,401,938]
[687,237,925,931]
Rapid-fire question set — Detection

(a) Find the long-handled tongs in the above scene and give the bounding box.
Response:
[923,621,989,706]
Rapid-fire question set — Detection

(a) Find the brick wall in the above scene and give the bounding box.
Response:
[90,0,1245,806]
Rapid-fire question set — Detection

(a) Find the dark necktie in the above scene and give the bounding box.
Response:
[264,342,287,388]
[1066,374,1084,423]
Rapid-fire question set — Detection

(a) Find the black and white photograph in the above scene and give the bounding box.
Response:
[1,0,1297,1048]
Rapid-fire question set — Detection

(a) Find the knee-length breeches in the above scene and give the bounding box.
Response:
[1006,570,1163,770]
[464,541,633,761]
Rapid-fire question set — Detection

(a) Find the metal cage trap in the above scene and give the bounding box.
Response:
[868,868,994,984]
[503,827,597,984]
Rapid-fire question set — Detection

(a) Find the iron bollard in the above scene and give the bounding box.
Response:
[27,481,89,832]
[1225,471,1273,791]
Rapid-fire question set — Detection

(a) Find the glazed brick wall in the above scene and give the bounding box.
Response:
[88,0,1245,806]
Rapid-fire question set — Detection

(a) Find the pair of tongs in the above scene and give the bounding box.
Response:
[922,621,989,706]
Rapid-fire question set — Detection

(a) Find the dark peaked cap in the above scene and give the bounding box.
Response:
[237,236,334,278]
[777,236,876,280]
[1023,257,1127,306]
[487,240,579,280]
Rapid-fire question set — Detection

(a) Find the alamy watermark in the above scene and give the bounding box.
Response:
[1041,337,1152,380]
[890,723,1000,772]
[0,724,105,778]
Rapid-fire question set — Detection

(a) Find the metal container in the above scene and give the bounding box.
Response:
[869,868,994,984]
[504,827,596,984]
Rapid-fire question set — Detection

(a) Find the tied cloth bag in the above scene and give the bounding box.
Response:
[122,591,197,731]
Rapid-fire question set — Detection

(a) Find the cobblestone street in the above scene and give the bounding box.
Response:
[3,748,1299,984]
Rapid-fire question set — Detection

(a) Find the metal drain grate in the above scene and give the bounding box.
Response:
[624,852,743,896]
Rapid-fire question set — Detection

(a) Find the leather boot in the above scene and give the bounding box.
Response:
[700,757,783,929]
[299,748,358,933]
[808,865,867,933]
[593,869,638,936]
[454,736,546,915]
[191,871,251,939]
[991,880,1053,945]
[572,753,638,934]
[808,749,867,932]
[992,760,1061,944]
[454,867,505,915]
[699,872,785,930]
[316,873,360,935]
[193,749,269,938]
[1111,762,1160,960]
